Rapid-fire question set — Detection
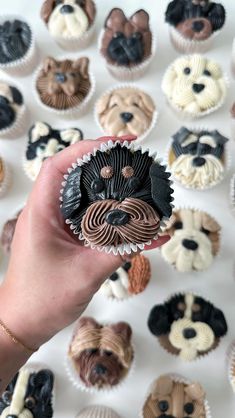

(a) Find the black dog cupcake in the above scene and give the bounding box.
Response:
[60,139,173,255]
[0,81,26,138]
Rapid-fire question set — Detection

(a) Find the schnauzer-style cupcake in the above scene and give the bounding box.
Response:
[162,54,227,119]
[168,126,229,190]
[99,8,155,81]
[76,406,121,418]
[142,374,211,418]
[0,365,54,417]
[95,86,158,142]
[34,56,95,117]
[0,81,26,139]
[0,16,38,76]
[1,209,22,254]
[66,317,134,392]
[99,254,151,301]
[147,292,228,361]
[165,0,226,53]
[23,121,83,181]
[160,208,221,272]
[0,156,11,198]
[60,139,173,255]
[40,0,97,50]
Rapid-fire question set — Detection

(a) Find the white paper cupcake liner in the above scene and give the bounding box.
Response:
[94,83,159,144]
[65,322,136,395]
[33,57,96,118]
[227,341,235,393]
[229,173,235,217]
[60,139,173,255]
[165,125,230,191]
[0,14,39,76]
[0,159,11,198]
[140,373,212,418]
[98,27,156,81]
[75,405,121,418]
[169,25,220,54]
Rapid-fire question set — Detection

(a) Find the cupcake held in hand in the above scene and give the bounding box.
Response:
[147,292,228,361]
[60,140,173,255]
[67,317,134,390]
[168,126,229,190]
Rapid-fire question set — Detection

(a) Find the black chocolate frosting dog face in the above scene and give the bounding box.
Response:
[0,369,54,418]
[0,83,23,130]
[0,19,32,64]
[60,141,173,250]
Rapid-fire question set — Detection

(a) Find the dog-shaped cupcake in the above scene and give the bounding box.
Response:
[0,19,32,63]
[0,368,54,417]
[36,56,91,110]
[101,8,152,66]
[96,87,155,136]
[166,0,225,41]
[41,0,96,38]
[69,317,134,388]
[169,126,228,189]
[100,254,151,300]
[143,375,207,418]
[0,82,23,130]
[148,292,227,361]
[161,208,221,272]
[24,121,83,181]
[162,54,227,116]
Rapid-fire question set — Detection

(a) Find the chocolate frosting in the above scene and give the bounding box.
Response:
[0,19,32,64]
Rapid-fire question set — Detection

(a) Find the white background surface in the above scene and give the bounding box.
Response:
[0,0,235,417]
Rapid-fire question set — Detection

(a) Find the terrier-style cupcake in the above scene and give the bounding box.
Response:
[40,0,96,50]
[0,156,11,198]
[142,374,211,418]
[60,139,173,255]
[160,208,221,272]
[34,56,94,116]
[99,254,151,301]
[168,126,229,190]
[165,0,226,53]
[95,86,157,142]
[1,210,22,254]
[0,17,38,75]
[99,8,154,80]
[24,121,83,181]
[162,54,227,119]
[147,292,227,361]
[67,317,134,391]
[76,405,121,418]
[0,81,26,139]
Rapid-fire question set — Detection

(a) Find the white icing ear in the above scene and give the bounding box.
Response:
[30,122,50,143]
[60,129,82,144]
[8,369,30,416]
[109,267,129,299]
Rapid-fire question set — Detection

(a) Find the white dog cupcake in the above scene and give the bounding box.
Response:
[162,54,227,119]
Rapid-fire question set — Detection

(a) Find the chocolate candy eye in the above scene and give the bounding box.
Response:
[184,67,191,75]
[104,350,113,356]
[123,261,131,271]
[91,178,105,193]
[86,348,98,355]
[174,221,183,229]
[25,396,36,409]
[158,400,169,412]
[2,390,12,405]
[132,32,142,39]
[184,402,194,414]
[100,165,113,179]
[114,31,124,39]
[203,69,211,76]
[122,166,134,178]
[39,143,46,151]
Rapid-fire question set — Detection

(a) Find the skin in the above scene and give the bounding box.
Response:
[0,135,169,392]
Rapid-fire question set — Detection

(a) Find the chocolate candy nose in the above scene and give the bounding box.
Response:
[60,4,74,13]
[192,156,206,167]
[183,328,197,339]
[192,83,205,93]
[106,209,130,226]
[182,239,199,251]
[94,364,107,375]
[192,20,204,32]
[120,112,134,123]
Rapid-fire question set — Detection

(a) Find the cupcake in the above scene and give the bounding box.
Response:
[99,254,151,301]
[0,81,26,139]
[95,86,157,142]
[0,17,38,76]
[0,365,54,417]
[0,156,11,198]
[99,8,154,81]
[34,56,95,117]
[67,317,134,391]
[230,102,235,139]
[24,121,83,181]
[142,374,211,418]
[162,54,227,119]
[60,139,173,255]
[165,0,226,53]
[228,342,235,393]
[168,126,229,190]
[76,406,121,418]
[147,292,228,361]
[40,0,96,50]
[1,210,22,255]
[160,208,221,272]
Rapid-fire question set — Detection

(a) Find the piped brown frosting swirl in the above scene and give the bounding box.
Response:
[81,197,160,247]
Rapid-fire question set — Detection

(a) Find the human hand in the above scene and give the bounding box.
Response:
[0,136,170,351]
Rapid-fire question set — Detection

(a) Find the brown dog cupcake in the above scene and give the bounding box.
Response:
[67,317,134,390]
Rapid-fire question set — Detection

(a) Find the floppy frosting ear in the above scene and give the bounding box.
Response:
[43,57,57,73]
[151,375,174,400]
[165,0,185,26]
[207,306,228,338]
[130,9,150,31]
[185,382,205,404]
[149,163,173,219]
[211,130,229,146]
[31,370,54,403]
[61,166,82,219]
[96,92,113,116]
[40,0,56,24]
[208,2,226,31]
[147,304,171,336]
[83,0,96,23]
[72,57,89,79]
[137,91,155,117]
[172,126,193,145]
[201,213,221,233]
[9,86,23,106]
